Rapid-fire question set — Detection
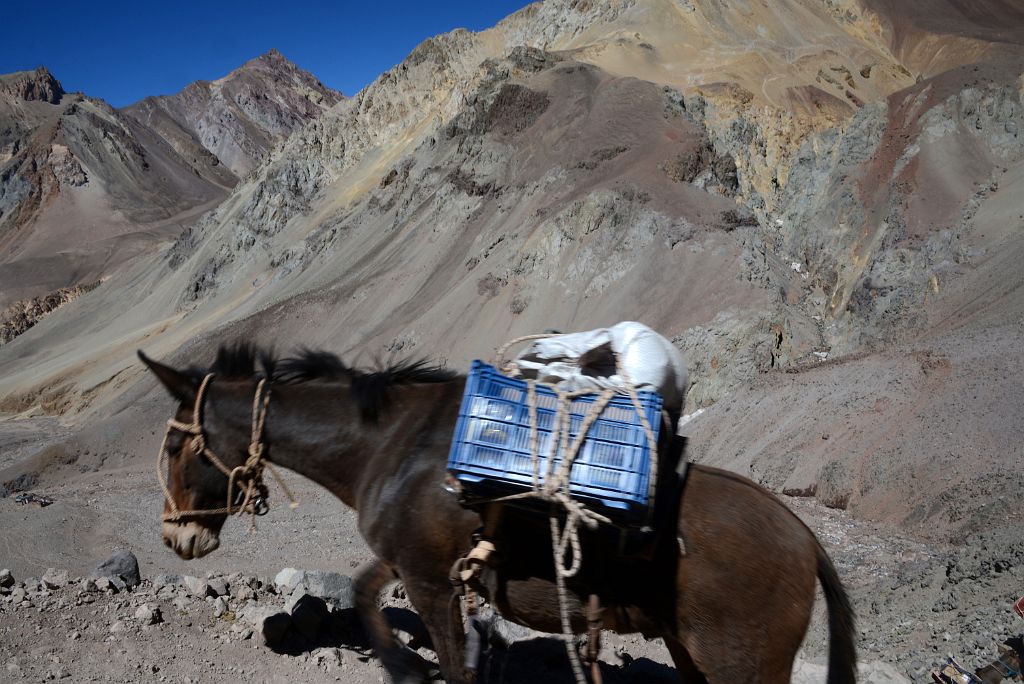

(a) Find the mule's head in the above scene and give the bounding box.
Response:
[139,351,252,560]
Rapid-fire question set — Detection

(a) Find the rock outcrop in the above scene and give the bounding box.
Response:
[0,67,64,104]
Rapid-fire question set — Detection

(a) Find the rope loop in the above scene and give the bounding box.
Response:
[456,333,661,684]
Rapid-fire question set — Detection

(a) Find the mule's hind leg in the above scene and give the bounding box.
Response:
[665,636,708,683]
[356,559,431,684]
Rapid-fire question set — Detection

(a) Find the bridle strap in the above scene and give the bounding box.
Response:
[157,374,297,528]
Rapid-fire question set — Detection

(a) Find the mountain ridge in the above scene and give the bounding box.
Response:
[1,0,1022,541]
[0,50,340,310]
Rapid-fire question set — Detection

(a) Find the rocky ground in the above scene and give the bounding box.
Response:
[1,465,1020,683]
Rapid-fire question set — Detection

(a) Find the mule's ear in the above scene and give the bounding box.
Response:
[138,350,196,402]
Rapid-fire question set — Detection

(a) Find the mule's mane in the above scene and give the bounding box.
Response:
[199,343,458,423]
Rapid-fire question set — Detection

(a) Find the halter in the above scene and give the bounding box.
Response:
[156,373,297,528]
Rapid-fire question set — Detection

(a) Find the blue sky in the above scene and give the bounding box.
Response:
[1,0,536,107]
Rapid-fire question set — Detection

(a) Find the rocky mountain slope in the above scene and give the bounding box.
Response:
[1,2,1023,677]
[0,53,339,314]
[123,49,342,180]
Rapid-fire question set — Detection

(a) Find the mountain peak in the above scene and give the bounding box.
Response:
[246,48,295,72]
[0,66,65,104]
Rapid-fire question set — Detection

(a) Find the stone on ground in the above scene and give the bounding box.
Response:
[207,577,228,597]
[152,573,182,590]
[303,571,354,607]
[0,569,13,588]
[312,647,343,668]
[93,550,141,588]
[135,603,162,625]
[41,568,68,589]
[183,575,212,598]
[93,577,115,593]
[274,568,305,591]
[212,596,227,617]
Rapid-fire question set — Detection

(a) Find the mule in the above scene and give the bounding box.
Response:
[140,345,856,683]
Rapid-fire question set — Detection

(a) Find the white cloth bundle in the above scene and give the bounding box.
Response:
[512,321,688,417]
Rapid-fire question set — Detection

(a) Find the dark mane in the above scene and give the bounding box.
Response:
[206,344,458,423]
[207,343,276,380]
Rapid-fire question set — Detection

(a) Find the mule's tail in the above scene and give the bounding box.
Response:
[817,542,857,684]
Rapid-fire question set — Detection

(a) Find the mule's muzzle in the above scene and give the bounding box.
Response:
[162,521,220,560]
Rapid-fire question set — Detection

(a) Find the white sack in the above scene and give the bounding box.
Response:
[512,321,688,416]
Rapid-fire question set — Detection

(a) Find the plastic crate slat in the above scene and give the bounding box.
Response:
[447,361,662,518]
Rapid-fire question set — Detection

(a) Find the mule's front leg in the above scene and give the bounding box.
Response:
[401,574,477,684]
[356,559,433,684]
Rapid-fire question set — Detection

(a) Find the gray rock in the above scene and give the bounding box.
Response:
[41,568,68,589]
[274,567,305,591]
[238,604,281,627]
[79,578,98,593]
[10,587,26,603]
[172,596,190,611]
[289,594,329,640]
[46,664,71,680]
[93,577,114,593]
[304,571,354,608]
[476,606,543,648]
[109,576,128,593]
[207,577,229,597]
[312,647,343,667]
[183,576,212,598]
[0,569,13,589]
[212,596,227,617]
[135,603,162,625]
[109,620,127,633]
[94,550,140,588]
[152,573,182,590]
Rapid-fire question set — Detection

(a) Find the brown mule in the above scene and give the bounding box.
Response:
[141,345,857,683]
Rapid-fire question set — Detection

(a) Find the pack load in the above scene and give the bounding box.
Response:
[446,322,686,525]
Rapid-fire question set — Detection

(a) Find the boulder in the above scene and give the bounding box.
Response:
[303,571,354,608]
[93,550,140,588]
[207,577,229,597]
[274,568,305,591]
[41,568,68,590]
[0,569,13,589]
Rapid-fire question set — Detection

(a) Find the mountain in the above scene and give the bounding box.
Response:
[123,49,342,179]
[2,0,1023,541]
[0,52,340,312]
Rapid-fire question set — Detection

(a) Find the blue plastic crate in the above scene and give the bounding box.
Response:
[447,360,662,519]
